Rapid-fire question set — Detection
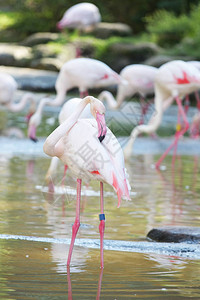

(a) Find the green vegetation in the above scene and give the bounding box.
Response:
[1,1,200,61]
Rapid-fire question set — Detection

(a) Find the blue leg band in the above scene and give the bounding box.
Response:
[99,213,105,221]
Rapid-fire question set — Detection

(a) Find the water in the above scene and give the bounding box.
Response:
[0,92,200,299]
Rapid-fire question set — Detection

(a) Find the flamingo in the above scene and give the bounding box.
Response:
[28,57,124,141]
[123,60,200,168]
[43,96,131,268]
[98,64,158,124]
[45,97,92,190]
[57,2,101,31]
[0,72,36,119]
[185,61,200,112]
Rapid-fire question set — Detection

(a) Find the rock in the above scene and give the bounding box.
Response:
[144,54,194,68]
[20,32,60,47]
[30,57,62,72]
[0,43,32,67]
[32,43,76,68]
[147,227,200,244]
[91,22,132,39]
[0,65,58,92]
[104,42,161,71]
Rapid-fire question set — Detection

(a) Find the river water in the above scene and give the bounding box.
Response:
[0,92,200,299]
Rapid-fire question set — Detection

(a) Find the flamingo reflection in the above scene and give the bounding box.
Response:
[67,266,104,300]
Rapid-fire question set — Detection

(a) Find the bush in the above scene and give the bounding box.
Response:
[145,10,191,47]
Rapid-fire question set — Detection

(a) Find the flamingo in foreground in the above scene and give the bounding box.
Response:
[123,60,200,168]
[43,96,131,268]
[45,97,92,190]
[57,2,101,31]
[0,72,36,119]
[98,64,158,123]
[28,57,124,141]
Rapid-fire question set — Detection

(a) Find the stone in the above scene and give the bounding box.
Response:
[30,57,62,72]
[20,32,60,47]
[91,22,132,39]
[144,54,193,68]
[0,43,32,67]
[0,65,58,92]
[104,42,161,71]
[147,226,200,244]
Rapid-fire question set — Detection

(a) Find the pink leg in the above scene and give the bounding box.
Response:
[61,165,68,186]
[155,96,189,169]
[139,97,146,125]
[184,95,190,114]
[80,90,88,98]
[99,182,105,269]
[96,268,104,300]
[195,91,200,111]
[67,179,81,266]
[67,266,72,300]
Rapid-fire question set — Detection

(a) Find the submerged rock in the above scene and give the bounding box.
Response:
[147,227,200,244]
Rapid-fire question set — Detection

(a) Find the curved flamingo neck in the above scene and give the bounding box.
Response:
[98,91,117,109]
[6,93,35,112]
[43,96,91,157]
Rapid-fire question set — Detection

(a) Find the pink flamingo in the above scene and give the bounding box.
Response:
[28,57,124,141]
[123,60,200,168]
[45,97,92,190]
[0,72,36,119]
[57,2,101,31]
[43,96,131,268]
[98,64,158,123]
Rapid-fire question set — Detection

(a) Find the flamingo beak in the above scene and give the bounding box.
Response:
[56,22,62,30]
[28,124,38,143]
[96,112,107,143]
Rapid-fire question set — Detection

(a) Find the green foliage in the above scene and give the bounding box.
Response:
[145,10,191,47]
[146,4,200,48]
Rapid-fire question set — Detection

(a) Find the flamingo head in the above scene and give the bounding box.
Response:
[87,96,107,142]
[28,112,40,142]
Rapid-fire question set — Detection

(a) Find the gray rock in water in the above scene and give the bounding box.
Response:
[0,65,58,92]
[147,227,200,244]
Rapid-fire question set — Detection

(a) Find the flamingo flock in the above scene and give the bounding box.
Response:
[1,2,200,270]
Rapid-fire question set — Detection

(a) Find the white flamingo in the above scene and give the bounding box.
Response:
[28,57,124,141]
[0,72,36,118]
[98,64,158,124]
[57,2,101,31]
[45,97,92,188]
[43,96,131,268]
[123,60,200,168]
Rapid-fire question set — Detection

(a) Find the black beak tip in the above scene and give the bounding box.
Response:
[98,135,105,143]
[30,137,38,143]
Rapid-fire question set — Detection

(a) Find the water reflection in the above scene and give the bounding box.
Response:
[0,151,200,298]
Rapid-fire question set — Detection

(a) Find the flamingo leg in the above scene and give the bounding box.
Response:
[80,90,89,98]
[67,178,81,266]
[61,164,68,186]
[195,91,200,111]
[184,95,190,114]
[67,266,73,300]
[96,268,104,300]
[99,181,105,269]
[172,105,182,166]
[155,96,189,169]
